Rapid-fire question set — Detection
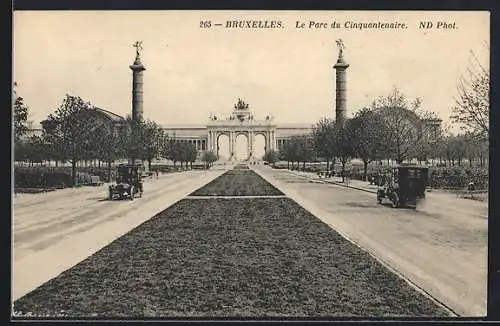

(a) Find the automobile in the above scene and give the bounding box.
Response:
[377,166,428,208]
[108,164,144,200]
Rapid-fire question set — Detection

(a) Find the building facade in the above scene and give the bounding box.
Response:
[162,99,313,161]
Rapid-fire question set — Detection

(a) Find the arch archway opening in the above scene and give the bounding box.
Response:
[254,134,266,160]
[235,134,249,161]
[217,134,230,160]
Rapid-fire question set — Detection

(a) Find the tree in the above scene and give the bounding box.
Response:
[417,120,449,165]
[312,118,337,171]
[450,134,468,166]
[15,135,48,165]
[281,138,295,169]
[282,136,313,170]
[140,120,165,171]
[298,136,315,170]
[42,94,98,186]
[201,151,217,169]
[281,139,297,169]
[92,121,127,182]
[348,108,387,180]
[371,88,426,164]
[181,142,197,169]
[124,116,145,165]
[450,49,489,141]
[262,150,279,167]
[334,122,354,182]
[13,96,30,142]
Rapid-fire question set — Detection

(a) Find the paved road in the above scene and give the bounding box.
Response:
[253,166,487,317]
[12,168,228,301]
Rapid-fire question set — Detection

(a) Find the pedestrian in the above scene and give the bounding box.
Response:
[156,170,159,179]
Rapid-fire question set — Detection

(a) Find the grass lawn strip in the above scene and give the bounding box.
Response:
[189,170,284,196]
[14,197,448,317]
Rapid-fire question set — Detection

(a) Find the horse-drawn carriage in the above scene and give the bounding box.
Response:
[108,164,143,200]
[377,166,428,208]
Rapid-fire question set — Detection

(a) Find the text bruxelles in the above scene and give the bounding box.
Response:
[225,20,284,28]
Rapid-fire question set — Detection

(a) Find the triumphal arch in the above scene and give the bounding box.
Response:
[206,99,278,161]
[162,99,313,162]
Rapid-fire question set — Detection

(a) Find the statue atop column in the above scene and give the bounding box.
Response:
[333,38,349,126]
[336,39,345,59]
[133,41,143,57]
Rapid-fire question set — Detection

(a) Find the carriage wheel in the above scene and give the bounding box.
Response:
[391,192,400,208]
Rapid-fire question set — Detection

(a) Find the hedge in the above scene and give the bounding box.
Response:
[14,166,115,189]
[272,163,488,190]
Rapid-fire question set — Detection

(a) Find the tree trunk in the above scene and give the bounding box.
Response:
[363,160,368,181]
[107,161,112,182]
[148,159,152,172]
[341,161,346,183]
[71,160,77,186]
[302,161,306,170]
[326,159,330,172]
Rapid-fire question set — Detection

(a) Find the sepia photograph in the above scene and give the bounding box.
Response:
[12,10,490,319]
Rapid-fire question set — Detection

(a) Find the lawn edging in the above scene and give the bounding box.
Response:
[324,180,377,194]
[251,166,459,317]
[284,169,377,194]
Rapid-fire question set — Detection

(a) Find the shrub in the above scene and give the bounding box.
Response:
[14,166,116,189]
[428,167,488,190]
[14,167,73,189]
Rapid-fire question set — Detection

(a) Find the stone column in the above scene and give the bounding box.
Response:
[228,132,232,160]
[213,132,217,153]
[333,48,349,127]
[264,132,269,153]
[213,132,217,152]
[248,132,253,160]
[130,53,146,121]
[129,51,146,165]
[214,132,219,156]
[233,133,236,160]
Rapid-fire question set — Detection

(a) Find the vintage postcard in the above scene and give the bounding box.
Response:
[12,10,489,319]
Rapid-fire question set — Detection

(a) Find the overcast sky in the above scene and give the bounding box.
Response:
[13,10,489,130]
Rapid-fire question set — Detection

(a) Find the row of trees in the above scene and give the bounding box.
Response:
[14,93,217,185]
[263,84,488,181]
[264,48,489,178]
